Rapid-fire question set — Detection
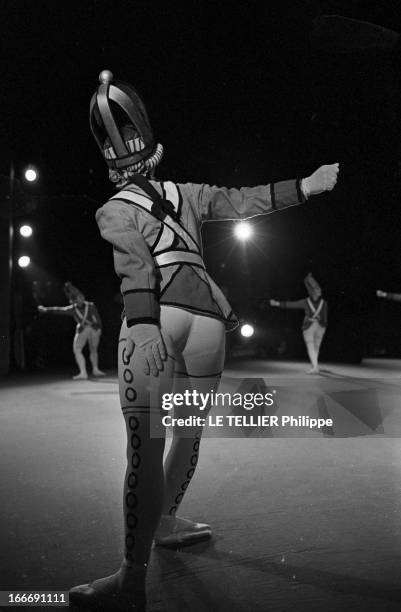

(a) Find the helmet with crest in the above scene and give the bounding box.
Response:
[89,70,163,184]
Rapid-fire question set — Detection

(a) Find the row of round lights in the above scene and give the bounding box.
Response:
[17,167,38,268]
[234,222,254,338]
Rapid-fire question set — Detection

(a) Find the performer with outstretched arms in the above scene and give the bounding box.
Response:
[270,273,328,373]
[68,69,339,610]
[37,282,105,379]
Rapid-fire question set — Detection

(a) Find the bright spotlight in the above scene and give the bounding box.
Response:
[24,167,38,182]
[20,225,33,237]
[234,221,253,241]
[18,256,31,268]
[240,323,254,338]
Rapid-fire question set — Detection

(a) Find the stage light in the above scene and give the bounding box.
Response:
[24,167,38,182]
[18,256,31,268]
[19,225,33,237]
[240,323,254,338]
[234,221,253,241]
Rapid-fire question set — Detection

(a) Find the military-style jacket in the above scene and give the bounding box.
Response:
[96,178,307,330]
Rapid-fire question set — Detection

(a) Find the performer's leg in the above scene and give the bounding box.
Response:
[303,325,319,373]
[313,324,326,368]
[72,329,88,380]
[69,319,175,609]
[88,328,106,376]
[155,309,225,547]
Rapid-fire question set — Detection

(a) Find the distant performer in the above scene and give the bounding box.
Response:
[37,282,105,379]
[270,273,328,373]
[377,289,401,303]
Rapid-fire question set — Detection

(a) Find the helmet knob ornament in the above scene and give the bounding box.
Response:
[99,69,114,84]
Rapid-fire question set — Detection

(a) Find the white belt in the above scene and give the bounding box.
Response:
[154,250,205,269]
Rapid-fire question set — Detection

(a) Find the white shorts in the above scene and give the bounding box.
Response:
[118,306,226,411]
[73,326,101,351]
[303,321,325,347]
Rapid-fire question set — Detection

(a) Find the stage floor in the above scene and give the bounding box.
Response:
[1,359,401,611]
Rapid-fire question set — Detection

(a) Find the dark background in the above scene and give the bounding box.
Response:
[2,0,401,371]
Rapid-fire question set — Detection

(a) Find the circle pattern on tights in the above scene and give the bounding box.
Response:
[181,481,189,491]
[187,468,195,479]
[122,348,130,365]
[125,534,135,550]
[124,368,134,383]
[128,472,138,489]
[125,387,137,402]
[190,454,198,466]
[126,492,137,508]
[127,513,138,529]
[131,434,141,450]
[175,492,184,504]
[169,506,177,515]
[129,416,139,431]
[193,440,200,452]
[132,453,141,469]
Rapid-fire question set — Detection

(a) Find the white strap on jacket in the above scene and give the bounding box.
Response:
[154,251,205,269]
[307,298,324,320]
[162,181,180,211]
[74,302,89,327]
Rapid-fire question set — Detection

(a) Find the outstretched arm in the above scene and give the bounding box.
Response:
[270,299,306,310]
[37,305,75,316]
[194,164,339,221]
[377,290,401,302]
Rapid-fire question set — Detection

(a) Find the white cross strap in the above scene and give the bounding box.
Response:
[154,251,205,269]
[74,302,89,326]
[307,298,324,319]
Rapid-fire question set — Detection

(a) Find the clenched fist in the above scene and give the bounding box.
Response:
[303,163,339,196]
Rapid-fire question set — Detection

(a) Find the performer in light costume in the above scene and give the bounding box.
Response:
[38,282,105,379]
[69,70,339,610]
[270,273,328,373]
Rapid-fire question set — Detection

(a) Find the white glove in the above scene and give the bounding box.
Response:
[303,163,339,196]
[270,299,280,307]
[376,290,387,298]
[125,323,167,376]
[37,305,47,313]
